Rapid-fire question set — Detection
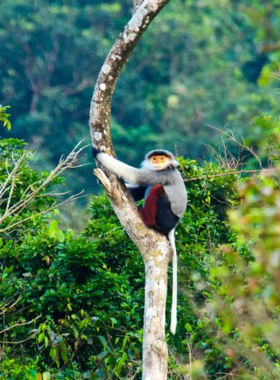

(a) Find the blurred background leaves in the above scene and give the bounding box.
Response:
[1,0,280,202]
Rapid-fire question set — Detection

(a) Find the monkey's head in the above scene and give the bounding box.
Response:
[142,149,179,171]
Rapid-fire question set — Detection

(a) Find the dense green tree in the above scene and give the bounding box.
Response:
[0,138,240,379]
[1,126,280,379]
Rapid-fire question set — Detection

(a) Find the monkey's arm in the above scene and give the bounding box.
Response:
[92,147,146,185]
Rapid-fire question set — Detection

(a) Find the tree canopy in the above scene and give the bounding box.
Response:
[1,0,280,196]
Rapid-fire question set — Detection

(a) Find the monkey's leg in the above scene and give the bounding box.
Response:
[139,184,164,228]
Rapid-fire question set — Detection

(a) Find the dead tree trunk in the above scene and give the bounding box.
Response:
[89,1,171,378]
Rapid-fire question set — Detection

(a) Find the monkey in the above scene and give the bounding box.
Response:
[92,147,187,334]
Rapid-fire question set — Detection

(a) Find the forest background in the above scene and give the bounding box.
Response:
[1,0,280,379]
[1,0,280,213]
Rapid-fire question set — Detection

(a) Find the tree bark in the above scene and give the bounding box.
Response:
[89,1,171,379]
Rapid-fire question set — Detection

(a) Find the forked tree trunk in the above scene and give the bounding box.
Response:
[89,1,171,378]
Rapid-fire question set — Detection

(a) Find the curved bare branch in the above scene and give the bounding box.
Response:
[89,0,171,256]
[89,1,172,379]
[89,0,169,154]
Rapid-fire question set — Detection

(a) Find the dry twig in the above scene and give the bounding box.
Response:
[0,142,87,233]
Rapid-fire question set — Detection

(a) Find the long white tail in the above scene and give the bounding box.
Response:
[168,228,177,334]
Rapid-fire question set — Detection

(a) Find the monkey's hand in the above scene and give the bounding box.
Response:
[91,146,101,159]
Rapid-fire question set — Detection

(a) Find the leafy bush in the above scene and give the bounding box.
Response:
[3,137,280,379]
[203,167,280,378]
[0,139,242,378]
[0,139,145,378]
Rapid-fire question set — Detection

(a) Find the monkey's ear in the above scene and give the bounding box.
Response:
[91,146,101,159]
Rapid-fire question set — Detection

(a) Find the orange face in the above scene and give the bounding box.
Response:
[150,155,167,164]
[149,155,169,168]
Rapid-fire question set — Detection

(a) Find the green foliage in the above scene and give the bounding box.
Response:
[0,139,144,378]
[1,218,143,376]
[3,135,280,378]
[2,136,280,378]
[203,168,280,378]
[245,115,280,166]
[1,138,242,378]
[0,105,11,130]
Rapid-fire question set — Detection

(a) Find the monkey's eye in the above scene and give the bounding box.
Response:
[151,156,166,163]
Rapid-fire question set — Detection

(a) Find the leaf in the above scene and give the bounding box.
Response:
[99,350,108,359]
[38,332,45,343]
[73,327,79,339]
[29,370,37,380]
[197,320,203,328]
[67,303,72,311]
[185,323,193,332]
[50,346,58,362]
[98,335,107,348]
[48,220,58,238]
[44,336,49,348]
[110,317,117,325]
[122,335,129,350]
[80,318,88,329]
[59,341,68,362]
[56,229,65,243]
[116,353,128,372]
